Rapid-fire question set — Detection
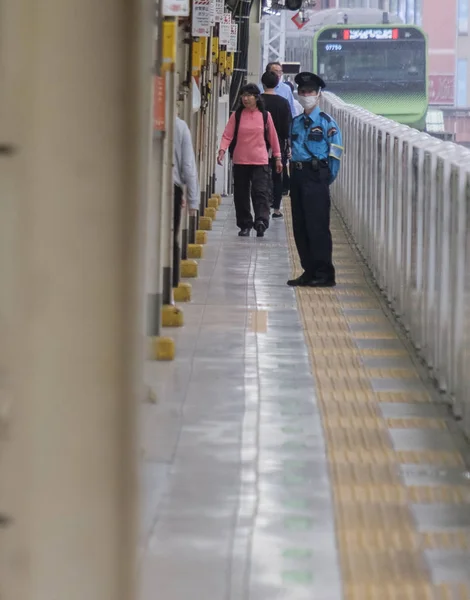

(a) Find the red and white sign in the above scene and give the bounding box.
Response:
[162,0,190,16]
[291,12,309,30]
[220,12,231,45]
[227,24,238,52]
[192,0,211,37]
[429,74,455,106]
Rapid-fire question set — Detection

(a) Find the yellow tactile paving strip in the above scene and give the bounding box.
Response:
[284,201,470,600]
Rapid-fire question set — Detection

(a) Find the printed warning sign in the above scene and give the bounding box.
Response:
[192,0,211,36]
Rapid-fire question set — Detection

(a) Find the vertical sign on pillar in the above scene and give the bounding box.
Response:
[192,0,211,37]
[192,41,202,78]
[227,23,238,52]
[209,0,216,27]
[162,19,177,72]
[154,76,166,131]
[219,13,231,46]
[215,0,224,23]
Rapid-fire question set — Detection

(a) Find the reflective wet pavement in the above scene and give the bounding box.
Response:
[140,197,470,600]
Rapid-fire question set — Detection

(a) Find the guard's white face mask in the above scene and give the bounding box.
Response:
[298,94,319,111]
[192,77,201,113]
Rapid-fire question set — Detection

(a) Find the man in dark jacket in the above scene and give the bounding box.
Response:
[261,71,292,218]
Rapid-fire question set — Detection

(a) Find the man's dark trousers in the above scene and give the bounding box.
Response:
[270,157,283,210]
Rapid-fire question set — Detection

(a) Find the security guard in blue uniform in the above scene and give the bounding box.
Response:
[287,72,343,287]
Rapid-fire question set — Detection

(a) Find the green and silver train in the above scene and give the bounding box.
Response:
[312,24,428,130]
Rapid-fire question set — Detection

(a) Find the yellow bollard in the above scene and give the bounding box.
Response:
[152,336,176,360]
[173,282,192,302]
[181,259,198,278]
[196,230,208,244]
[161,304,184,327]
[204,207,217,220]
[199,216,212,230]
[187,244,204,259]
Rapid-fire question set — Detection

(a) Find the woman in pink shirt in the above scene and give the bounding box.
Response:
[217,84,282,237]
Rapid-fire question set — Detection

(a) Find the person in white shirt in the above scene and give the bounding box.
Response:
[173,117,199,286]
[258,62,296,117]
[285,80,304,116]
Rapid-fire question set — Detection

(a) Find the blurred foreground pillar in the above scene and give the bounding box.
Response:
[0,0,154,599]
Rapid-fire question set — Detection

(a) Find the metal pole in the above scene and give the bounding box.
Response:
[198,95,207,214]
[279,10,286,63]
[247,0,262,83]
[262,15,270,67]
[201,52,210,215]
[180,26,192,262]
[147,69,163,334]
[159,19,177,307]
[0,0,149,597]
[188,45,199,246]
[205,54,214,203]
[211,74,220,195]
[189,83,199,244]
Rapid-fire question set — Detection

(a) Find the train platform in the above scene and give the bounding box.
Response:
[140,196,470,600]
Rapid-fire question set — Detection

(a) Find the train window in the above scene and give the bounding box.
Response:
[317,40,426,83]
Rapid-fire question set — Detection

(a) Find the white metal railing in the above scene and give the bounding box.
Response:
[322,92,470,438]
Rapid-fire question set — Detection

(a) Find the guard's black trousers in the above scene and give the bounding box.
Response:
[233,164,271,230]
[290,162,335,282]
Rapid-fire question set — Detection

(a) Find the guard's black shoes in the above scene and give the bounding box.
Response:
[272,212,283,219]
[255,223,266,238]
[287,273,311,286]
[306,278,336,288]
[238,228,251,237]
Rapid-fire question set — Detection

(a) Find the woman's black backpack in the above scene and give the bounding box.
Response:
[228,107,270,158]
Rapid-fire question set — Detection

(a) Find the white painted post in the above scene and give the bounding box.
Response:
[0,0,151,598]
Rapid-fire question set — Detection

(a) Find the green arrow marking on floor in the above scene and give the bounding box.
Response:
[281,426,303,434]
[283,460,308,469]
[283,474,307,485]
[283,516,313,530]
[282,570,313,585]
[282,498,310,510]
[282,441,307,450]
[283,548,313,560]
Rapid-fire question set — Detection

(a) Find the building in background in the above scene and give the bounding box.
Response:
[452,0,470,142]
[416,0,470,143]
[265,0,470,142]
